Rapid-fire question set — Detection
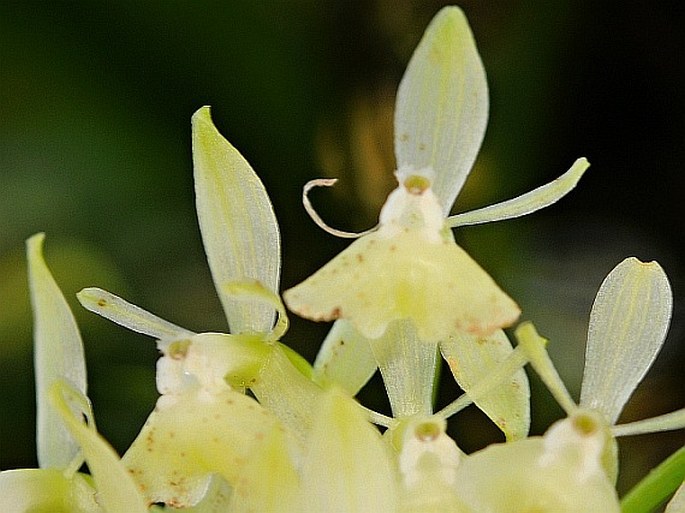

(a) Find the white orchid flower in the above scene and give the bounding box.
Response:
[284,6,585,434]
[0,234,146,513]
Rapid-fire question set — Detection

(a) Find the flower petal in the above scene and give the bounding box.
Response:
[26,233,87,469]
[192,106,281,334]
[77,287,194,342]
[369,320,438,417]
[50,381,147,513]
[122,387,296,508]
[0,468,102,513]
[250,344,322,443]
[447,158,590,227]
[312,319,377,396]
[394,6,488,214]
[456,433,620,513]
[298,388,398,513]
[440,329,530,440]
[515,322,577,415]
[284,230,520,342]
[611,407,685,438]
[580,258,672,424]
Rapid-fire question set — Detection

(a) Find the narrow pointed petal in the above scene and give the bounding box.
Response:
[611,407,685,437]
[192,106,281,334]
[50,381,147,513]
[580,258,672,424]
[394,6,488,214]
[515,322,577,415]
[447,158,590,227]
[27,233,87,469]
[299,388,398,513]
[77,287,194,342]
[312,319,377,396]
[440,329,530,440]
[369,320,438,418]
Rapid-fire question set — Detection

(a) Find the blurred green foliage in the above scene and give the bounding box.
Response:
[1,0,683,496]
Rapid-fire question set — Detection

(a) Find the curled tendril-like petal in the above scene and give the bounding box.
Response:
[303,178,377,239]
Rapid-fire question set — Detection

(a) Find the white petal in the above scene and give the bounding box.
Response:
[447,158,590,227]
[580,258,672,424]
[440,329,530,440]
[456,437,620,513]
[515,322,577,415]
[284,229,520,342]
[122,386,297,508]
[394,6,488,214]
[369,320,438,417]
[0,469,101,513]
[611,407,685,437]
[77,287,194,342]
[250,345,323,444]
[312,319,377,396]
[50,381,147,513]
[26,233,87,469]
[299,388,398,513]
[192,106,281,334]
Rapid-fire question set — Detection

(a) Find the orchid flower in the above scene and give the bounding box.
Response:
[5,5,682,513]
[0,234,146,513]
[502,257,684,511]
[284,6,587,435]
[75,107,400,512]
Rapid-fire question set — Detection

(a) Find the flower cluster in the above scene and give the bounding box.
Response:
[1,6,683,513]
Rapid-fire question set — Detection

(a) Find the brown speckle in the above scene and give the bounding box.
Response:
[97,299,107,307]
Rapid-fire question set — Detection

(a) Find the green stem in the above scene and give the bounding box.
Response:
[620,445,685,513]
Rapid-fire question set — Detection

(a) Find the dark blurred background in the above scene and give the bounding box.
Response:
[1,0,683,498]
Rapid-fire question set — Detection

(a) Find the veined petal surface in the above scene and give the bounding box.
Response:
[447,158,589,227]
[192,106,281,334]
[77,287,194,342]
[298,388,398,513]
[284,230,520,342]
[580,258,672,424]
[50,381,147,513]
[312,319,377,396]
[440,329,530,440]
[27,233,87,469]
[122,387,297,509]
[369,320,438,418]
[394,6,488,214]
